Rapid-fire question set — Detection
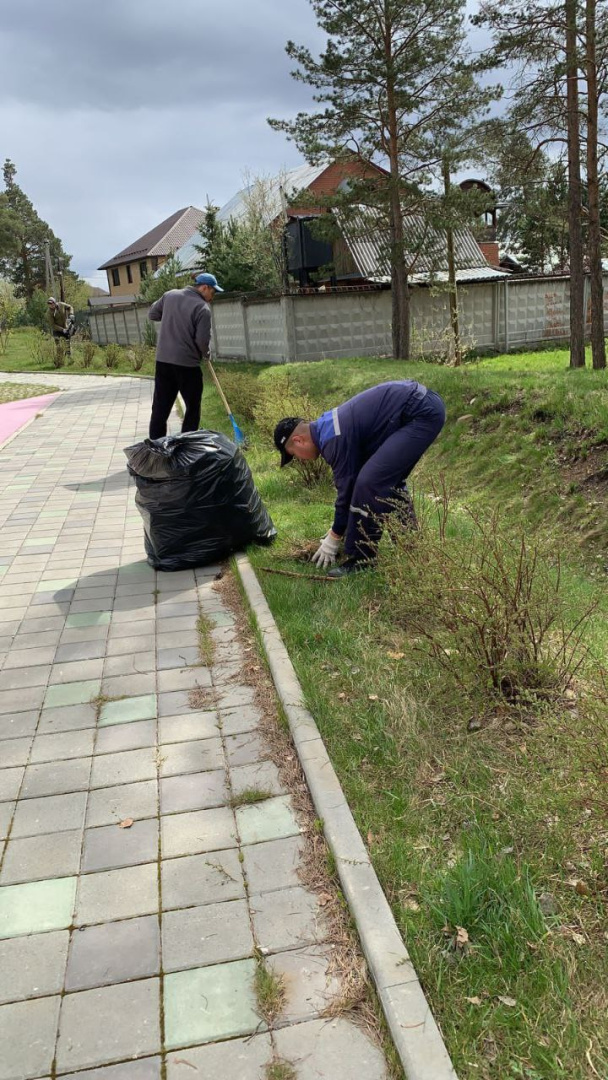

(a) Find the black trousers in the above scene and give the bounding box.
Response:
[149,362,203,440]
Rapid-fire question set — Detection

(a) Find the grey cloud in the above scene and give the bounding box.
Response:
[1,0,323,110]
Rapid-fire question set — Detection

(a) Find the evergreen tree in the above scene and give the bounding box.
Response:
[0,159,71,300]
[269,0,488,359]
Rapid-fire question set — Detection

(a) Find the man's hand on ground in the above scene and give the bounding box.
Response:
[311,531,342,569]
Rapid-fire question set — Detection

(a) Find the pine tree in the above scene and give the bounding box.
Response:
[0,159,71,300]
[269,0,480,360]
[475,0,608,369]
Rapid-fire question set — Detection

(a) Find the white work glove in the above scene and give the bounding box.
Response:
[311,531,341,569]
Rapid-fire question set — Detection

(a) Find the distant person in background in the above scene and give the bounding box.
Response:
[148,272,223,440]
[47,297,75,361]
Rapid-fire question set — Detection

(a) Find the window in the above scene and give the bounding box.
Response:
[126,265,133,284]
[111,268,120,287]
[139,260,148,279]
[151,257,159,272]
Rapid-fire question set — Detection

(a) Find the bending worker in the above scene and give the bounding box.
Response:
[47,296,74,360]
[148,272,223,440]
[274,379,446,579]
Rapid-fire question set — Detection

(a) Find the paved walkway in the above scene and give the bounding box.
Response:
[0,376,389,1079]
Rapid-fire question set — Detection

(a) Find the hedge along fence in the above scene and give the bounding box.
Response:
[88,274,608,362]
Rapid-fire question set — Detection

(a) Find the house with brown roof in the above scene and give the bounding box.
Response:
[98,206,204,298]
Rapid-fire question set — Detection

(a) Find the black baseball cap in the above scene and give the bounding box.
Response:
[274,417,303,467]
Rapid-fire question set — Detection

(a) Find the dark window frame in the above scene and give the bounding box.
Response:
[139,260,148,279]
[111,267,120,287]
[126,264,133,284]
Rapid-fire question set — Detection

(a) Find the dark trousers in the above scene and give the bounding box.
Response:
[149,362,203,440]
[345,390,446,560]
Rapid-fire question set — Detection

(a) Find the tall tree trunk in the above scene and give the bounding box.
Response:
[385,14,409,360]
[20,244,32,300]
[585,0,606,368]
[443,157,462,365]
[566,0,586,367]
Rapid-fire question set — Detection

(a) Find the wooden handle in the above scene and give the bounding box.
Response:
[206,359,232,416]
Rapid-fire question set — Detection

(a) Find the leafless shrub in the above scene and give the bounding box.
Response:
[383,477,596,710]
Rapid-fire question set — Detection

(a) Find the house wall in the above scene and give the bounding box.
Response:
[89,274,608,358]
[105,254,168,296]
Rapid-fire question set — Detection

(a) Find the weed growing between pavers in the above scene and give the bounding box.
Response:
[254,947,286,1025]
[197,611,215,667]
[230,788,273,808]
[266,1059,298,1080]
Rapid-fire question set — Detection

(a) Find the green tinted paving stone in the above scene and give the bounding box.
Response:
[99,694,157,726]
[164,959,261,1050]
[36,579,76,592]
[44,680,101,708]
[235,796,301,846]
[0,876,77,938]
[0,567,7,577]
[24,536,58,546]
[66,611,111,628]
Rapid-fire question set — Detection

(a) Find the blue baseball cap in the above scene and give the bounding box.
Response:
[193,272,224,292]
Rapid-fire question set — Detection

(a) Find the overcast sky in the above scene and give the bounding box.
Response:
[1,1,495,291]
[0,0,325,289]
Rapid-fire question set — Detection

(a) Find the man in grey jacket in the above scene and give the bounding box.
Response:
[148,272,223,439]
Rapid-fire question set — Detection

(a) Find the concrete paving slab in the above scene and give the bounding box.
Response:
[75,863,158,926]
[161,848,245,910]
[11,792,88,839]
[161,806,237,859]
[0,995,61,1080]
[159,737,224,778]
[0,876,77,938]
[0,829,82,885]
[242,836,305,896]
[65,915,160,991]
[82,819,159,873]
[85,780,158,828]
[95,719,156,755]
[251,885,327,953]
[158,711,219,744]
[274,1017,388,1080]
[163,897,253,971]
[55,978,160,1072]
[163,959,261,1050]
[165,1033,272,1079]
[236,795,301,846]
[160,769,228,815]
[0,930,69,1005]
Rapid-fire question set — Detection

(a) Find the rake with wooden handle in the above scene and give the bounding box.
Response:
[205,358,246,446]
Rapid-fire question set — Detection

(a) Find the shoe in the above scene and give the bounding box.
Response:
[327,557,375,579]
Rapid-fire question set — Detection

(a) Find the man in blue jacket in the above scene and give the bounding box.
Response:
[274,380,446,578]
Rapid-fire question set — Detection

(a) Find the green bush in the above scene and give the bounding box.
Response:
[103,343,123,369]
[143,320,157,348]
[30,330,57,368]
[213,370,259,422]
[79,339,96,368]
[127,344,154,372]
[253,373,329,488]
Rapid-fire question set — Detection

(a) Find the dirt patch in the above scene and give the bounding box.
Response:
[558,441,608,496]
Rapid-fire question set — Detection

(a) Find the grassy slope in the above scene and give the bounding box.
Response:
[209,350,607,1080]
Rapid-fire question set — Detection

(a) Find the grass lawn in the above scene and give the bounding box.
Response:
[203,349,607,1080]
[0,382,59,404]
[4,327,607,1077]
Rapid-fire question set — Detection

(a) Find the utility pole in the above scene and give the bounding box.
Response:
[44,240,56,296]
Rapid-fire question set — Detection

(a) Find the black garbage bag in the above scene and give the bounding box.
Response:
[124,430,276,571]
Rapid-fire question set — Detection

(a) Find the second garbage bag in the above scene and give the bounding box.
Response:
[125,429,276,571]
